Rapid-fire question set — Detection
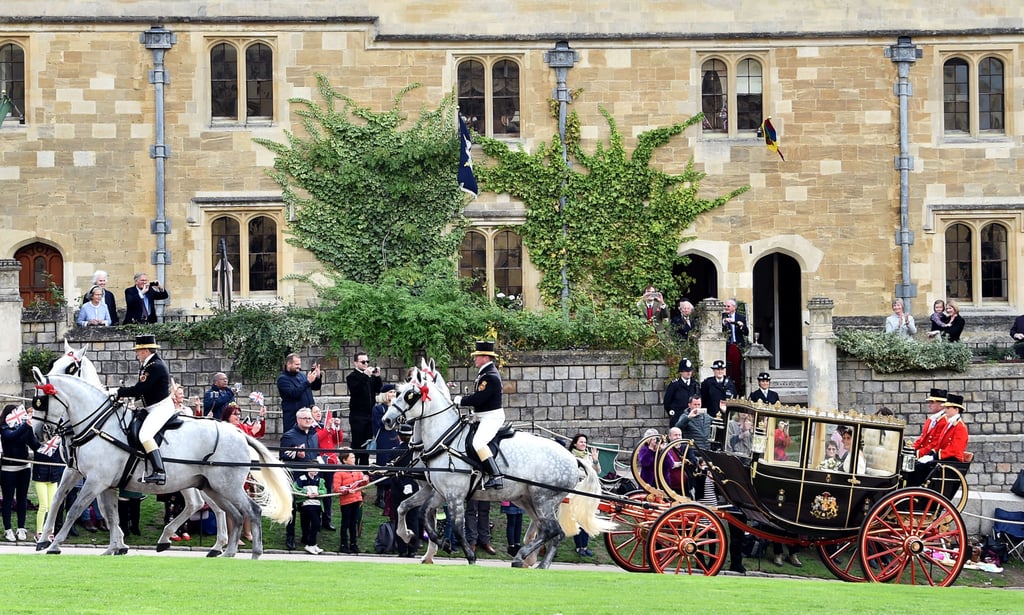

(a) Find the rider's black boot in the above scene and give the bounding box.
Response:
[141,449,167,485]
[483,457,504,490]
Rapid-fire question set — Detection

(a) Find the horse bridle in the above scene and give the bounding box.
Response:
[34,375,119,445]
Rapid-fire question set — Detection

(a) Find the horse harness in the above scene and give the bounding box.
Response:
[392,385,514,490]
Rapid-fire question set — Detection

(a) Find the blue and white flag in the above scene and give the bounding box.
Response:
[458,115,479,199]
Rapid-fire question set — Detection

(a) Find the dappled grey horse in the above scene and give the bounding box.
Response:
[31,369,292,558]
[383,362,611,568]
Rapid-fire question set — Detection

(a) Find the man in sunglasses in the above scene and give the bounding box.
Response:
[346,351,381,466]
[277,353,322,432]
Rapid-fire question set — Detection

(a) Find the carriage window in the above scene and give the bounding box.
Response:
[724,410,753,457]
[859,427,901,477]
[766,417,802,465]
[810,422,846,470]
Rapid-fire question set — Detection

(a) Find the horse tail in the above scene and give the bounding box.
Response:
[244,434,293,524]
[558,459,616,537]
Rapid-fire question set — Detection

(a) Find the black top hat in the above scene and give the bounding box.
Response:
[471,340,497,357]
[925,388,948,402]
[132,334,160,350]
[677,358,693,372]
[711,359,726,370]
[943,393,966,412]
[757,372,771,381]
[398,424,414,436]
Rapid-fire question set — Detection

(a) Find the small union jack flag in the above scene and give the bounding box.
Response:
[38,435,61,457]
[248,391,265,407]
[5,405,27,427]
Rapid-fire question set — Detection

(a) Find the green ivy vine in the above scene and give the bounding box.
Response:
[475,104,749,308]
[253,75,467,284]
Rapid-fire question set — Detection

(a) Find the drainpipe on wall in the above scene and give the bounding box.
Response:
[140,25,177,321]
[885,36,922,311]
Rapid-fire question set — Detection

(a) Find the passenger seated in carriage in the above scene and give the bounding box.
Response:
[818,441,841,471]
[836,426,866,474]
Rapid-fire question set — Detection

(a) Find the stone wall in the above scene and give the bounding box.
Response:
[23,327,1024,493]
[837,358,1024,492]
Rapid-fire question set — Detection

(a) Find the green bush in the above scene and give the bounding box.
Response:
[833,330,973,373]
[18,346,60,382]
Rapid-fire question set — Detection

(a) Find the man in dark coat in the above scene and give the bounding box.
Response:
[277,353,322,433]
[700,359,736,419]
[122,272,169,324]
[454,341,505,489]
[115,334,173,484]
[346,350,381,466]
[279,407,320,551]
[663,358,698,429]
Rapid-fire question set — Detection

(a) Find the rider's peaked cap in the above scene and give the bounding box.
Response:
[471,340,497,357]
[677,358,693,372]
[132,334,160,350]
[943,393,966,412]
[925,388,948,402]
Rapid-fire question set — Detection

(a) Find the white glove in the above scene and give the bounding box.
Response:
[917,454,934,464]
[107,388,120,398]
[453,395,463,406]
[403,484,413,495]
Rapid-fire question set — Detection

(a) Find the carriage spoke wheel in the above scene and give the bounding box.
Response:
[816,539,867,583]
[645,504,726,575]
[603,491,655,573]
[922,464,969,512]
[858,488,966,587]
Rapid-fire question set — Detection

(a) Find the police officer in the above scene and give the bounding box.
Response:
[748,372,780,405]
[664,358,698,430]
[115,334,174,485]
[454,341,504,490]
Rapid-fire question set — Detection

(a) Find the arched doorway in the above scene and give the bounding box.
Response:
[14,242,64,307]
[673,254,718,307]
[752,253,802,369]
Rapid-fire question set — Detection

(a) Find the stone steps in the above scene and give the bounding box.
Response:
[766,369,807,405]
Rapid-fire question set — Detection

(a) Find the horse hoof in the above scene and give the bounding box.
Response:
[36,541,51,551]
[156,542,171,552]
[511,560,525,568]
[206,549,222,558]
[46,549,61,555]
[115,548,129,555]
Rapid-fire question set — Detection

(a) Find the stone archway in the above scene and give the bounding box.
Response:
[14,242,63,307]
[673,253,718,306]
[752,252,802,369]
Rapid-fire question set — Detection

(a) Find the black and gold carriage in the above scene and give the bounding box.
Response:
[600,399,971,586]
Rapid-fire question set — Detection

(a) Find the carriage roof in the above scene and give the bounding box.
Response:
[722,398,907,434]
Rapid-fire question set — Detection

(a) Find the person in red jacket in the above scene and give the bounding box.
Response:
[912,388,947,457]
[311,405,340,531]
[929,394,969,463]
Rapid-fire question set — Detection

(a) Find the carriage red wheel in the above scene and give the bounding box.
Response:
[858,488,966,586]
[645,504,727,575]
[816,539,867,582]
[603,490,655,573]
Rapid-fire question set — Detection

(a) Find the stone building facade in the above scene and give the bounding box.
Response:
[2,2,1023,373]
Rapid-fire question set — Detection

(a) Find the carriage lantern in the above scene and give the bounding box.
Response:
[901,441,917,473]
[751,425,767,455]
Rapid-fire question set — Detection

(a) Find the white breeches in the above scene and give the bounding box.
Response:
[139,396,177,447]
[471,409,505,459]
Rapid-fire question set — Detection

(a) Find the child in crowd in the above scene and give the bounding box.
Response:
[500,500,524,556]
[293,463,327,555]
[333,450,369,553]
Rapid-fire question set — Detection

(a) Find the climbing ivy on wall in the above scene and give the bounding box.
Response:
[475,106,749,309]
[254,75,467,284]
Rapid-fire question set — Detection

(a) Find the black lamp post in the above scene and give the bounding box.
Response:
[543,40,579,313]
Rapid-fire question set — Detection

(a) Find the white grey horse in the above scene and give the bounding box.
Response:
[31,369,292,558]
[34,343,232,556]
[383,362,612,568]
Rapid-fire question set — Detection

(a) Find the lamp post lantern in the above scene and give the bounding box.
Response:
[543,40,579,314]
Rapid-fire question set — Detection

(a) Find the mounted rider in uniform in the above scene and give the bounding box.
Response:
[454,340,504,490]
[115,334,174,485]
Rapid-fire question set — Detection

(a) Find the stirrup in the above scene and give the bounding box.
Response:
[140,472,166,485]
[483,475,504,490]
